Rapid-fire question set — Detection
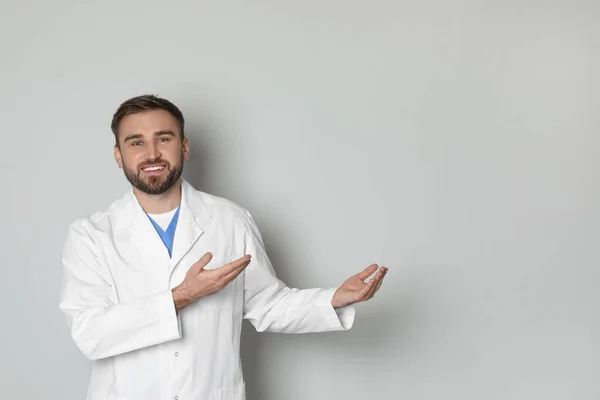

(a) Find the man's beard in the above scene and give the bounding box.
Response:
[123,155,184,195]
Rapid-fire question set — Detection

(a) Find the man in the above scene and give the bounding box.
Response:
[59,94,388,400]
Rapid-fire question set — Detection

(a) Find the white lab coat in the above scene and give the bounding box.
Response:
[59,179,355,400]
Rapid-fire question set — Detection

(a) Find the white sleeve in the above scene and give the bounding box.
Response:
[58,222,181,360]
[241,211,355,333]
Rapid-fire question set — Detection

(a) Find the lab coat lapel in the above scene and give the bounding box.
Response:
[169,180,210,272]
[115,189,172,267]
[135,216,172,266]
[169,204,202,272]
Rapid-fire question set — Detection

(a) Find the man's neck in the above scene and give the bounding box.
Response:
[133,180,182,214]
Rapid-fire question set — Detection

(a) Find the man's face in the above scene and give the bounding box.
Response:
[114,109,189,195]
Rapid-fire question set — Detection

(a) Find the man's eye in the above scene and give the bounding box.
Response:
[132,141,142,146]
[159,137,170,142]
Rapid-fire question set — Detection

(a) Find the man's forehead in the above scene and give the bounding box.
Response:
[121,109,177,125]
[119,110,180,135]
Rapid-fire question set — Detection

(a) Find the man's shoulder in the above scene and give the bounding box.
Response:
[65,191,131,238]
[188,187,253,222]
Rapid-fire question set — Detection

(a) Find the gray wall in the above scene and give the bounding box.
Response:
[1,1,599,399]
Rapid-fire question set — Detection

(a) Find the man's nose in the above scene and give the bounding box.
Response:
[145,142,161,160]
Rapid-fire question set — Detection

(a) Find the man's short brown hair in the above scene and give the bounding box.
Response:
[111,94,185,145]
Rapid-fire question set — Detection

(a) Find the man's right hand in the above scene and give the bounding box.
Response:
[172,252,252,312]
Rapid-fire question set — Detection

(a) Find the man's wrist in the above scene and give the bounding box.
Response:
[331,288,344,309]
[172,284,192,313]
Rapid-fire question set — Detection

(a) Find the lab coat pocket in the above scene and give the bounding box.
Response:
[212,379,246,400]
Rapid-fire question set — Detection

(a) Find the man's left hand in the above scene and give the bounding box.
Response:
[331,264,388,308]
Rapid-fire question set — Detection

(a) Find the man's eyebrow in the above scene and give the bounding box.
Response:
[123,133,143,142]
[123,130,176,142]
[155,130,176,136]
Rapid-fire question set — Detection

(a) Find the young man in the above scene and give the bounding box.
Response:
[59,94,388,400]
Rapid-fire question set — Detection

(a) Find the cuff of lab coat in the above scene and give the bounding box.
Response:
[157,290,182,340]
[316,287,355,331]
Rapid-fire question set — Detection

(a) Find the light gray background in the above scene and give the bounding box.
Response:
[1,1,599,399]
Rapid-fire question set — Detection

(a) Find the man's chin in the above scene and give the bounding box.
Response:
[129,176,170,195]
[144,175,167,185]
[144,182,173,195]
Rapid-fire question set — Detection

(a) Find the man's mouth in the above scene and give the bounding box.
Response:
[141,164,167,172]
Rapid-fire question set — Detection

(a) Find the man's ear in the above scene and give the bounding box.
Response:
[183,136,190,161]
[114,145,123,169]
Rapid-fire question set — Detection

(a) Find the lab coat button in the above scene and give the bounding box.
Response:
[174,352,179,357]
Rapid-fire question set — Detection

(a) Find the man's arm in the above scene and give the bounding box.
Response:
[58,223,181,360]
[241,211,356,334]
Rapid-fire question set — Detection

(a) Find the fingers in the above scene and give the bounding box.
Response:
[188,252,213,275]
[221,258,251,283]
[359,266,388,302]
[373,267,388,294]
[357,277,377,299]
[366,267,386,299]
[215,255,252,278]
[356,264,378,281]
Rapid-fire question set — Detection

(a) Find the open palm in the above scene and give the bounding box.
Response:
[331,264,388,308]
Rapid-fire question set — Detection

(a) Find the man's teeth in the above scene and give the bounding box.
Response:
[143,166,165,171]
